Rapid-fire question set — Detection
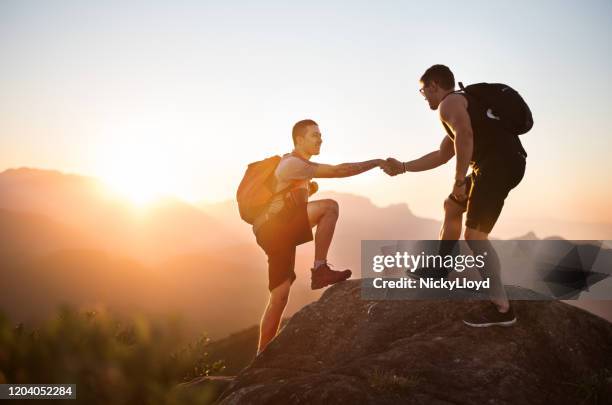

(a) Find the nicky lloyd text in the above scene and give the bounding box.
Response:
[372,277,490,291]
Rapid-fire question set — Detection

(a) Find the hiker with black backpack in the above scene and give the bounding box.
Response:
[238,119,390,354]
[383,64,532,327]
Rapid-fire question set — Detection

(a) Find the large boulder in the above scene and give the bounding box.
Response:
[218,280,612,405]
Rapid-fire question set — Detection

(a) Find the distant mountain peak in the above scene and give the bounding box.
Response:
[2,166,80,178]
[512,231,539,240]
[0,167,101,190]
[318,190,414,217]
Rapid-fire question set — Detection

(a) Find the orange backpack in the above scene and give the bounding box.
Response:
[236,155,295,224]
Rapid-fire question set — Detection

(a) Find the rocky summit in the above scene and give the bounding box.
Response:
[217,279,612,405]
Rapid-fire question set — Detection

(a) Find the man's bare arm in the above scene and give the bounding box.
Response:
[314,159,384,178]
[439,94,473,181]
[383,136,454,176]
[402,136,455,172]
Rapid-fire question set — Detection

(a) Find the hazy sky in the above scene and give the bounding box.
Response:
[1,0,611,226]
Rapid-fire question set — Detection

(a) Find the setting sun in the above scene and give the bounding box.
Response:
[96,126,180,205]
[104,168,166,205]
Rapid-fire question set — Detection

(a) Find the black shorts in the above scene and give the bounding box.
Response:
[255,201,313,291]
[449,152,526,234]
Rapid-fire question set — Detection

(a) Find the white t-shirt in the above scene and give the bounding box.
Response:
[253,153,318,231]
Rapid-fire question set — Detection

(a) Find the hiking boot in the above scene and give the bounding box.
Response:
[463,304,517,327]
[310,263,352,290]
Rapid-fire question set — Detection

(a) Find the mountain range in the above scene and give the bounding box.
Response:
[1,167,610,338]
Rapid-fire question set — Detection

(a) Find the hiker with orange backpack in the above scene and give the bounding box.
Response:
[237,119,389,354]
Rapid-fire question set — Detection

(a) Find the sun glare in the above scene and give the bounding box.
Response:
[105,169,165,206]
[96,126,181,206]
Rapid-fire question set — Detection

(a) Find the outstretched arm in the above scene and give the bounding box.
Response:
[384,136,454,175]
[314,159,385,178]
[404,136,455,172]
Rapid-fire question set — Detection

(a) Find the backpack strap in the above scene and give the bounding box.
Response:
[271,181,298,198]
[441,87,464,103]
[252,178,302,233]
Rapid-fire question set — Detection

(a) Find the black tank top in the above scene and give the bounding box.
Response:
[442,92,527,168]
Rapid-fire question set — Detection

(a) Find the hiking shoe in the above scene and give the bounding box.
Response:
[310,264,352,290]
[463,304,517,327]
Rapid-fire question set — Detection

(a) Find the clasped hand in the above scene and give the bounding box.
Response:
[378,158,404,176]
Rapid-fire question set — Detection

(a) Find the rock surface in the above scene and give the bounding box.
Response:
[217,280,612,405]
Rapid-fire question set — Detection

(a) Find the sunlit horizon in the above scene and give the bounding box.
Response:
[2,1,612,225]
[94,123,198,205]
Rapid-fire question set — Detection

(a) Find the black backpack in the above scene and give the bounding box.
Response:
[459,82,533,136]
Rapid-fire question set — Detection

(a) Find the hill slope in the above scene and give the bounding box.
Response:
[217,280,612,404]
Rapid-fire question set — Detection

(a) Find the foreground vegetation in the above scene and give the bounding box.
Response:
[0,306,225,404]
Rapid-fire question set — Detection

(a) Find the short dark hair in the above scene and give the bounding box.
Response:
[420,64,455,90]
[292,119,318,146]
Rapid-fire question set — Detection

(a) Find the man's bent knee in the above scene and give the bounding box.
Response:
[323,199,339,217]
[464,226,488,241]
[444,197,465,215]
[269,280,291,306]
